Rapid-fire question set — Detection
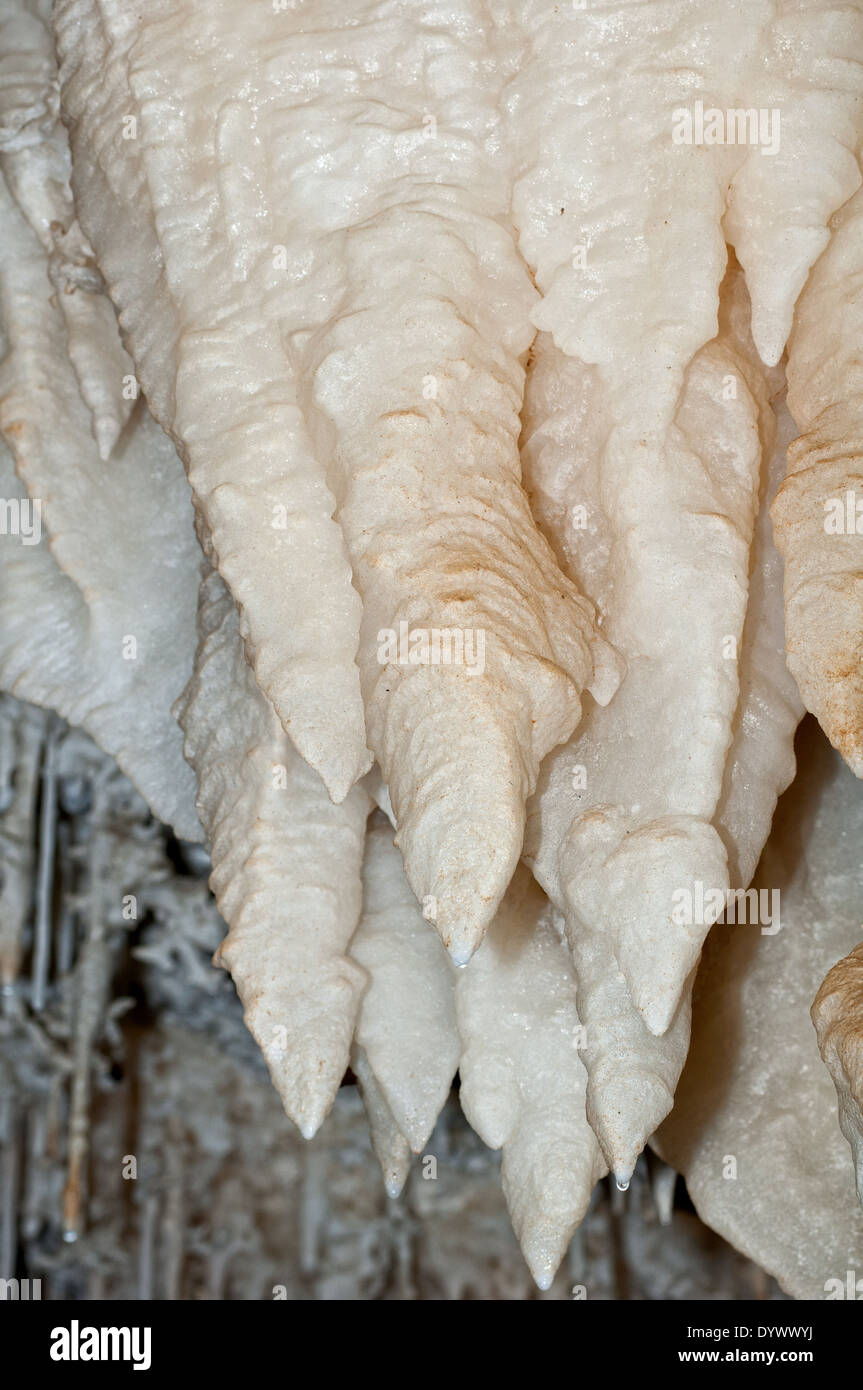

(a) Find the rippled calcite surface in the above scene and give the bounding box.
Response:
[656,721,863,1299]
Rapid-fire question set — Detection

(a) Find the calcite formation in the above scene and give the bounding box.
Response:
[656,722,863,1299]
[1,0,863,1296]
[812,940,863,1207]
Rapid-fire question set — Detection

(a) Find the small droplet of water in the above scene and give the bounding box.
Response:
[616,1178,630,1193]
